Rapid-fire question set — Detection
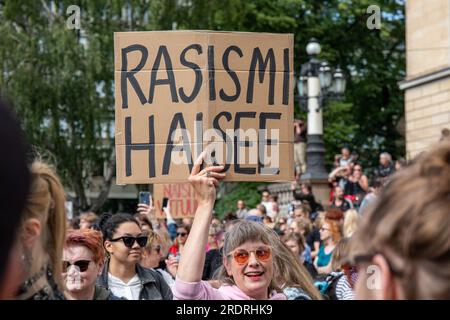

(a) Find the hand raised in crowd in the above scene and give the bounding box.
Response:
[165,255,179,278]
[137,203,156,219]
[291,180,298,190]
[162,199,173,219]
[177,152,225,283]
[188,151,225,207]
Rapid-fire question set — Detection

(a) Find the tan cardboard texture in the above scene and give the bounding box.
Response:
[153,183,198,218]
[115,31,294,184]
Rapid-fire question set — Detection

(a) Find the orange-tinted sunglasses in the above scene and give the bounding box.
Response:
[228,247,272,265]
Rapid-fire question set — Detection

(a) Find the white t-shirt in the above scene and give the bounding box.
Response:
[108,272,141,300]
[261,201,273,217]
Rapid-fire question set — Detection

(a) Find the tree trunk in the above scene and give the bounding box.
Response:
[89,150,115,213]
[72,174,88,215]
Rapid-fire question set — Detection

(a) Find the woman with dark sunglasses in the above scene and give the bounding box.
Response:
[168,224,190,261]
[63,229,121,300]
[173,152,287,300]
[141,230,176,288]
[98,213,172,300]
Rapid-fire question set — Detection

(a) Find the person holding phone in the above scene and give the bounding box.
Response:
[139,191,151,205]
[136,192,160,231]
[97,213,172,300]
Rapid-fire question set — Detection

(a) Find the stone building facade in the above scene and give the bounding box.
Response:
[400,0,450,158]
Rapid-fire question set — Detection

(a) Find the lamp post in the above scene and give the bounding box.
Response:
[296,38,347,188]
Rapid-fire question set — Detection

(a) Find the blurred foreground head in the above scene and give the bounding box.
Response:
[15,161,67,299]
[0,98,30,299]
[352,142,450,299]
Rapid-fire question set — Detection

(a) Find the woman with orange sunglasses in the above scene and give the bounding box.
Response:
[173,152,288,300]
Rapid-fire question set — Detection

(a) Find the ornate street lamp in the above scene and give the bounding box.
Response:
[296,38,347,181]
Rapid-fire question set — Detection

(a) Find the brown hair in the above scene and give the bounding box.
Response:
[79,212,97,224]
[65,229,104,264]
[282,232,306,254]
[331,237,351,271]
[275,233,322,300]
[325,208,344,221]
[22,162,67,291]
[134,213,153,230]
[351,142,450,299]
[291,217,312,236]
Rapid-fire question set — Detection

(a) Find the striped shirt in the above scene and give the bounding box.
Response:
[336,275,355,300]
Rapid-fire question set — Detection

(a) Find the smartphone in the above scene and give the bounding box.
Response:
[139,191,151,205]
[162,197,169,209]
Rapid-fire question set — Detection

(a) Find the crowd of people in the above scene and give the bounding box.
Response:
[1,97,450,300]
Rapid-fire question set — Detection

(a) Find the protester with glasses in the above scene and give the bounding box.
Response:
[314,219,342,275]
[98,213,172,300]
[168,224,190,260]
[173,152,286,300]
[350,143,450,300]
[141,230,176,288]
[63,229,120,300]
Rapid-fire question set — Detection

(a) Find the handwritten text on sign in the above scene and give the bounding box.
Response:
[115,31,294,183]
[153,183,198,219]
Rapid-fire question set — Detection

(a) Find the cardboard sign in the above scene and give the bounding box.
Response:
[153,183,198,219]
[115,31,294,183]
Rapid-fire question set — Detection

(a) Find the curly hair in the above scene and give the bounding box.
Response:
[98,212,140,242]
[323,218,342,244]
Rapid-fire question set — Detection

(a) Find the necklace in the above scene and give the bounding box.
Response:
[16,266,48,300]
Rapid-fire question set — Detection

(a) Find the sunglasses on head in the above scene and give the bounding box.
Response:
[177,232,187,237]
[62,260,91,273]
[110,235,148,248]
[228,247,272,265]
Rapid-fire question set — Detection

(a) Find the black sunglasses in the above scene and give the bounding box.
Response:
[62,260,91,272]
[110,235,148,248]
[177,232,187,237]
